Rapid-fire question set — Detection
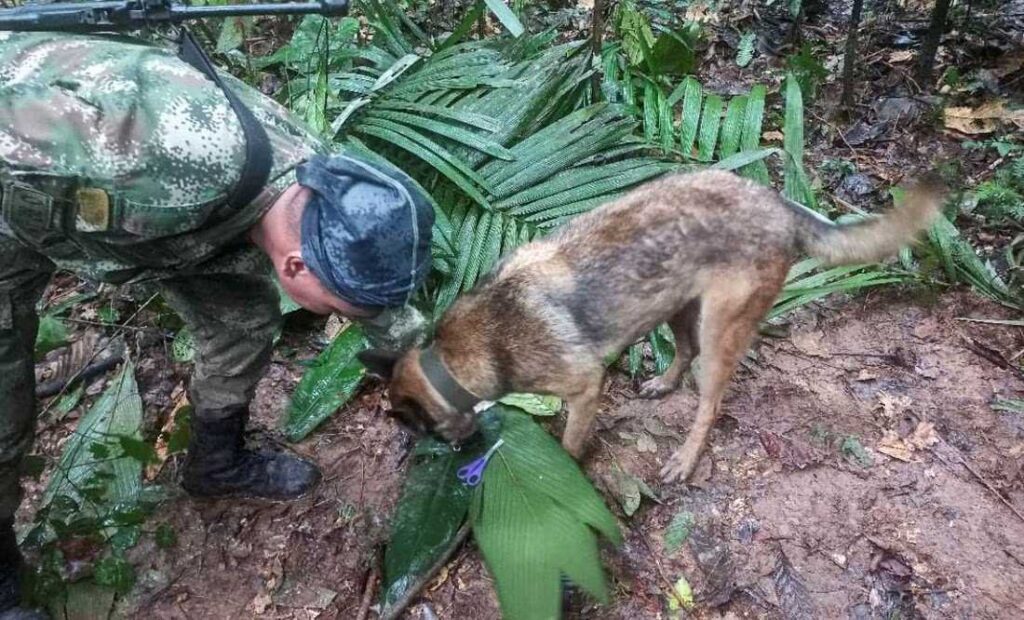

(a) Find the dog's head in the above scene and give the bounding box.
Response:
[358,348,478,444]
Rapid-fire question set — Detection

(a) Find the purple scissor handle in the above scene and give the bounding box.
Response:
[456,439,505,487]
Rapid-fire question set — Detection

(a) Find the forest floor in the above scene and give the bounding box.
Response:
[15,0,1024,619]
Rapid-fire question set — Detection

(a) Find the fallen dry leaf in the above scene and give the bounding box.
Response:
[889,50,914,63]
[907,421,939,450]
[856,368,880,382]
[877,430,914,462]
[145,385,189,481]
[944,101,1024,135]
[993,51,1024,79]
[684,2,719,24]
[876,392,913,419]
[636,433,658,453]
[251,592,273,615]
[876,422,937,462]
[762,130,785,142]
[577,0,594,8]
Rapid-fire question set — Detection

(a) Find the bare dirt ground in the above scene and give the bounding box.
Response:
[114,287,1024,620]
[14,2,1024,618]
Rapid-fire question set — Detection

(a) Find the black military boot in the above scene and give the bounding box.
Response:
[0,520,46,620]
[180,408,321,501]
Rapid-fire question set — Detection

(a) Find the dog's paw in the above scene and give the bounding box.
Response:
[638,376,677,399]
[660,450,698,483]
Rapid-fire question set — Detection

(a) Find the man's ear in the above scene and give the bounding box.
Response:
[358,349,401,380]
[281,252,308,279]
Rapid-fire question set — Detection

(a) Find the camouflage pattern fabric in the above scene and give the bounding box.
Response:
[0,32,324,520]
[0,31,328,282]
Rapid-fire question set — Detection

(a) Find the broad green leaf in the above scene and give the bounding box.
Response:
[284,324,368,441]
[643,81,658,143]
[628,342,643,378]
[171,328,194,364]
[498,393,562,416]
[658,88,675,152]
[719,96,748,159]
[609,468,658,516]
[696,95,723,162]
[678,77,703,157]
[43,360,142,520]
[740,84,770,184]
[94,556,135,595]
[471,407,621,620]
[783,73,816,208]
[712,147,782,172]
[35,314,67,359]
[52,384,83,418]
[483,0,525,37]
[117,436,158,465]
[215,16,247,53]
[993,398,1024,414]
[363,109,514,160]
[381,437,476,610]
[668,575,695,610]
[736,32,756,67]
[647,28,698,77]
[648,324,675,375]
[663,510,695,554]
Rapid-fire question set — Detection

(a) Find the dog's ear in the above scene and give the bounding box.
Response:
[358,349,401,380]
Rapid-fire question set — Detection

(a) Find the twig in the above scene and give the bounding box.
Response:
[356,564,381,620]
[960,334,1024,382]
[36,353,124,398]
[633,532,687,608]
[379,523,472,620]
[936,436,1024,525]
[38,293,157,418]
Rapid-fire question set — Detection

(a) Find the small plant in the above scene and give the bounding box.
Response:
[23,361,172,613]
[786,43,828,103]
[975,157,1024,222]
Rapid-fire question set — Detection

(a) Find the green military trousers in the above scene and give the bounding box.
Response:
[0,230,282,521]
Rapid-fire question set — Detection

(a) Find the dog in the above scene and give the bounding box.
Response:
[359,169,942,483]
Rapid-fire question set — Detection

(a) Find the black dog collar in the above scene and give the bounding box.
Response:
[419,346,481,413]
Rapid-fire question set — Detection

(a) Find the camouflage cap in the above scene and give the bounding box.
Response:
[297,154,434,309]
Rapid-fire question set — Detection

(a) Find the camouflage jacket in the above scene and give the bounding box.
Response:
[0,31,328,284]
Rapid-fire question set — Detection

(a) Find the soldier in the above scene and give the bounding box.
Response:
[0,31,433,617]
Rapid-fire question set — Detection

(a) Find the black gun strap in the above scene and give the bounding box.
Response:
[177,28,272,212]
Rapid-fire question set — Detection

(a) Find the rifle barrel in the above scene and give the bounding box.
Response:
[0,0,349,32]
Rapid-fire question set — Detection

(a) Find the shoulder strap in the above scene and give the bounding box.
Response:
[177,28,272,211]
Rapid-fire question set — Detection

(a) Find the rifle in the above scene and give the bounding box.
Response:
[0,0,349,32]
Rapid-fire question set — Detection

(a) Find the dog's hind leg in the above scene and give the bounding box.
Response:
[661,267,786,483]
[561,373,605,460]
[639,298,701,398]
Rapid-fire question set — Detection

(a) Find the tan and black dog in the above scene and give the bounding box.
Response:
[360,169,942,483]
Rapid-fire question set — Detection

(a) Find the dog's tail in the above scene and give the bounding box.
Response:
[789,176,945,266]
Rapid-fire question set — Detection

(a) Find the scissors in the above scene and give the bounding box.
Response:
[456,438,505,487]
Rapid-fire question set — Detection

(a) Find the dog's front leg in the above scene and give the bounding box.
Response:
[561,376,604,460]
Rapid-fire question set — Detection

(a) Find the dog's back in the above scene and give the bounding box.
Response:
[538,171,799,352]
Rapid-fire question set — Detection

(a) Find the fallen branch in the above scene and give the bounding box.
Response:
[36,353,123,398]
[355,564,381,620]
[379,523,471,620]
